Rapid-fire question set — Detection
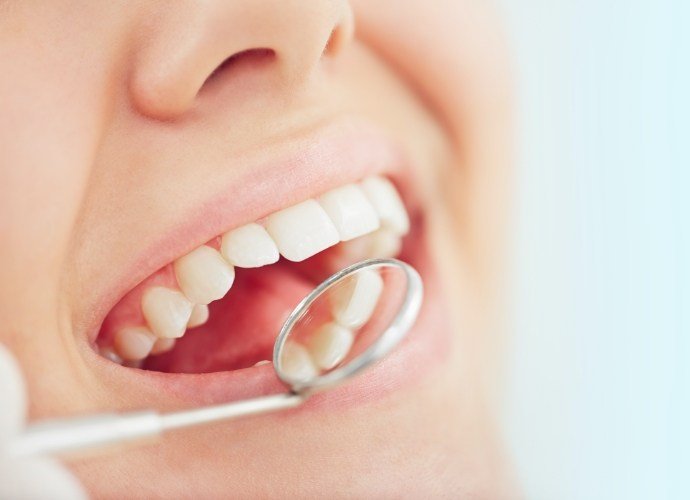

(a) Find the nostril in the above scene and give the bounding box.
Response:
[202,48,276,89]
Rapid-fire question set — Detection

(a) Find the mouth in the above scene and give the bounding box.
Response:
[88,122,447,405]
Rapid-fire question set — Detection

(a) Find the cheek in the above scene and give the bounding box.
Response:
[0,5,121,301]
[0,4,124,401]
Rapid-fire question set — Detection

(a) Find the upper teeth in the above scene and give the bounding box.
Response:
[110,175,409,362]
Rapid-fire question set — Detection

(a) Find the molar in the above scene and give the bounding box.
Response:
[174,246,235,305]
[141,287,193,339]
[318,184,380,241]
[221,223,279,268]
[265,199,339,262]
[360,176,410,236]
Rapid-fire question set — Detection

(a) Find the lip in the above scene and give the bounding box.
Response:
[82,116,449,410]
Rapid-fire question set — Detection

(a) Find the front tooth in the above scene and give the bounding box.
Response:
[221,223,279,268]
[307,322,354,370]
[331,269,384,329]
[265,199,339,262]
[318,184,380,241]
[187,304,209,328]
[280,341,319,382]
[360,176,410,236]
[113,326,157,361]
[141,287,193,339]
[174,246,235,305]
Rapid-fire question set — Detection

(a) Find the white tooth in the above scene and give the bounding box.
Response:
[318,184,380,241]
[150,338,176,355]
[221,223,280,268]
[113,326,157,361]
[331,269,384,329]
[254,360,271,367]
[368,227,403,258]
[141,287,193,339]
[360,176,410,236]
[265,199,339,262]
[280,341,319,382]
[187,304,209,328]
[99,347,123,365]
[307,322,354,370]
[174,246,235,305]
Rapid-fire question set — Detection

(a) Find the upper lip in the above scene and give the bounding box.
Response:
[82,117,412,345]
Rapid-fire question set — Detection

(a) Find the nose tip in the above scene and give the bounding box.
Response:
[129,0,354,121]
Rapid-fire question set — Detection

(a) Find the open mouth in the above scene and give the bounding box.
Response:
[96,175,416,378]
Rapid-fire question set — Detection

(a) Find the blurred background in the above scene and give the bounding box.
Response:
[496,1,689,498]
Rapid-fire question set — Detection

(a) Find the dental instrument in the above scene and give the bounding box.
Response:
[4,258,423,459]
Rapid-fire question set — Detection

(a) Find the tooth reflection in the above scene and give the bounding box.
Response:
[281,341,318,382]
[307,322,354,370]
[330,269,384,329]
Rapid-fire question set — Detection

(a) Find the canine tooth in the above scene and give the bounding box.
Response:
[318,184,380,241]
[360,176,410,235]
[221,223,280,268]
[150,338,176,355]
[174,246,235,305]
[141,287,193,339]
[331,269,384,329]
[307,322,354,370]
[280,342,319,382]
[113,326,157,361]
[369,227,403,258]
[187,304,209,328]
[265,199,339,262]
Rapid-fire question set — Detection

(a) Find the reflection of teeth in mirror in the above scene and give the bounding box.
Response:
[331,269,384,329]
[150,338,176,355]
[281,341,319,382]
[307,322,354,370]
[187,304,210,329]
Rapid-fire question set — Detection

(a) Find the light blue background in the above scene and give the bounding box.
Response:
[496,1,689,498]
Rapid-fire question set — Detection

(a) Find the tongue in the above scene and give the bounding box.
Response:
[144,262,315,373]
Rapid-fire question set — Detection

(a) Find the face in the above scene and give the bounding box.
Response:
[0,0,514,497]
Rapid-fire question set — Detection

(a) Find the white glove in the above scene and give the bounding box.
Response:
[0,344,88,500]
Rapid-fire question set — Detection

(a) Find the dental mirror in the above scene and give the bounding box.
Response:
[274,258,423,394]
[5,259,423,459]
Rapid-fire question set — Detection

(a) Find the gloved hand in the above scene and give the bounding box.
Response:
[0,343,87,500]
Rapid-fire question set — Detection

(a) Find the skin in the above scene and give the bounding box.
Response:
[0,0,515,497]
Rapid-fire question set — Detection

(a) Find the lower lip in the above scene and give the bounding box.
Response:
[95,224,451,411]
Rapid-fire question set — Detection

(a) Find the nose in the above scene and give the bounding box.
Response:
[129,0,354,120]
